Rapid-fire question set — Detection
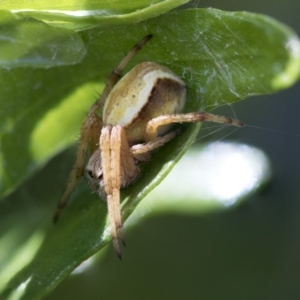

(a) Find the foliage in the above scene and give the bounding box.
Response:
[0,1,299,299]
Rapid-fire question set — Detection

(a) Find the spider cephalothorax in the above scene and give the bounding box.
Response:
[54,35,243,259]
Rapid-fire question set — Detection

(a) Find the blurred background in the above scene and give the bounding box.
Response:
[1,0,300,299]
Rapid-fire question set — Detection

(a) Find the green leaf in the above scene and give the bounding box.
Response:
[0,10,86,68]
[1,8,299,198]
[1,7,300,299]
[3,0,188,30]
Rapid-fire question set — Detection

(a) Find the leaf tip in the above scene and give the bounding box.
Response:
[272,35,300,89]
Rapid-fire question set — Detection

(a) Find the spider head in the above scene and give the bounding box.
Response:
[86,149,104,190]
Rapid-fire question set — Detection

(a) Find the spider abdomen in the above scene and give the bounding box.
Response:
[103,61,186,143]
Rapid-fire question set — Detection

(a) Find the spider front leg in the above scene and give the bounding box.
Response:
[100,125,139,260]
[53,114,102,223]
[144,112,244,141]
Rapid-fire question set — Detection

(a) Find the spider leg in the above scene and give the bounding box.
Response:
[100,125,123,259]
[131,129,181,158]
[145,112,244,141]
[113,125,139,246]
[53,114,102,223]
[89,34,153,116]
[100,125,138,260]
[90,116,103,156]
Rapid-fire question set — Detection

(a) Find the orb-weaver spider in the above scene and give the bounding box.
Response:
[54,35,243,259]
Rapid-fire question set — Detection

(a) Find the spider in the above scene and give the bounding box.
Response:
[53,34,244,260]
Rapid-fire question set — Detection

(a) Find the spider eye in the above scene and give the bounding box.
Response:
[87,169,94,179]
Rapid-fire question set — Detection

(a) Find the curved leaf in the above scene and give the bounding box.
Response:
[1,8,299,198]
[1,8,300,300]
[4,0,188,30]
